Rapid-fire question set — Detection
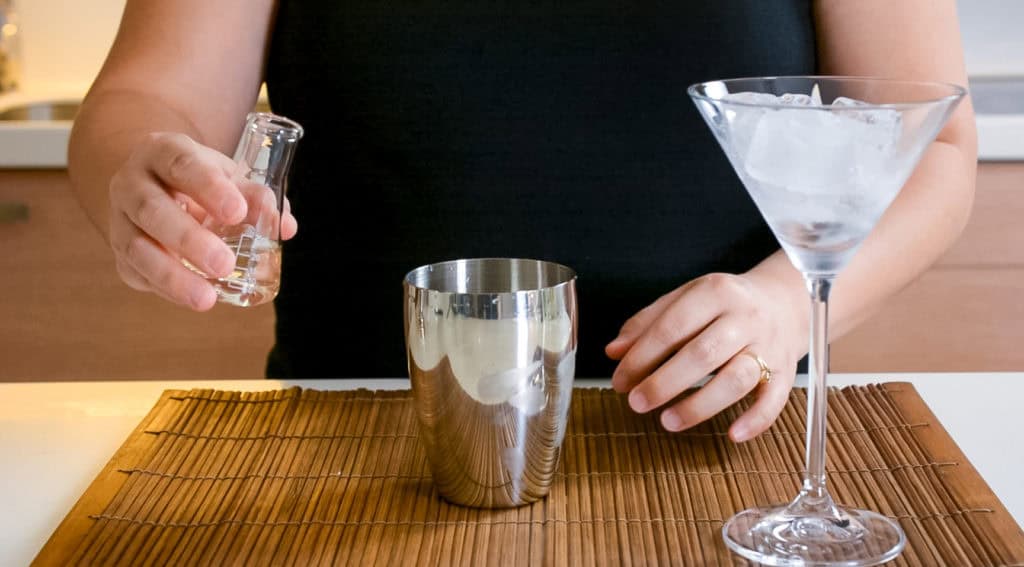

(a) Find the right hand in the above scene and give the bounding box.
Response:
[108,132,298,310]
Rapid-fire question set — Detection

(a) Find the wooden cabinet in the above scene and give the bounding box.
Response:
[0,170,275,381]
[831,162,1024,371]
[1,164,1020,381]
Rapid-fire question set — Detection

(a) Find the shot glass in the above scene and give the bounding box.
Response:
[185,112,303,307]
[404,258,578,508]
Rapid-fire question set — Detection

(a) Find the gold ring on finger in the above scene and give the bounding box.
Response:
[741,351,773,385]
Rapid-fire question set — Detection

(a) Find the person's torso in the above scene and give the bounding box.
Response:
[264,1,817,378]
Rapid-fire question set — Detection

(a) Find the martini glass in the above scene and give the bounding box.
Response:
[688,76,965,566]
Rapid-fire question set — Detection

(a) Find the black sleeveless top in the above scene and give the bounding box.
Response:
[264,2,816,378]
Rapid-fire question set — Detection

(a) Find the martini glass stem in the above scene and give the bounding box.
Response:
[803,276,833,500]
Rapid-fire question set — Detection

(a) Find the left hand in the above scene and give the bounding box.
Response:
[606,272,806,442]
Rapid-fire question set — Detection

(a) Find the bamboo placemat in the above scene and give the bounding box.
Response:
[33,384,1024,566]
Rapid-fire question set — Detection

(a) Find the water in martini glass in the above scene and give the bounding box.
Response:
[689,77,965,566]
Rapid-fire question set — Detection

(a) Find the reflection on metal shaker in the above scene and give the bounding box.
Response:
[404,258,578,508]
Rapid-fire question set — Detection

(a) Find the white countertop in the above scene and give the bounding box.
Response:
[0,373,1021,566]
[976,113,1024,161]
[971,77,1024,161]
[0,87,80,169]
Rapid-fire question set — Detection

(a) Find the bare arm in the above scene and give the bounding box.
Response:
[609,0,976,441]
[68,0,278,309]
[802,0,978,336]
[745,0,977,345]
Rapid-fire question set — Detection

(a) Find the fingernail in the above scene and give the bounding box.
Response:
[661,410,683,431]
[629,390,648,413]
[191,285,214,310]
[731,424,751,443]
[206,248,234,275]
[221,196,242,220]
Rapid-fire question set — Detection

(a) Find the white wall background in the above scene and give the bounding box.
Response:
[17,0,126,91]
[11,0,1024,92]
[957,0,1024,76]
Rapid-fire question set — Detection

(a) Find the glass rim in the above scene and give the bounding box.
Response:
[403,257,577,295]
[245,111,304,140]
[687,75,967,111]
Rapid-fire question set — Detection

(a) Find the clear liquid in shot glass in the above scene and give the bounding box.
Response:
[183,224,282,307]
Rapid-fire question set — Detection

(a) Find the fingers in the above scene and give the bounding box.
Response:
[236,180,283,236]
[106,132,253,308]
[605,285,688,361]
[114,256,151,292]
[142,132,246,225]
[115,174,235,277]
[170,192,209,224]
[659,349,792,442]
[625,315,748,413]
[609,271,804,442]
[610,275,733,393]
[113,215,218,311]
[281,197,298,240]
[728,361,794,442]
[116,256,195,306]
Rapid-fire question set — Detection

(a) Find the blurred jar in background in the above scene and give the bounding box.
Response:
[0,0,19,92]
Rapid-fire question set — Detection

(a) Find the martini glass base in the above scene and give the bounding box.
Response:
[723,495,906,566]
